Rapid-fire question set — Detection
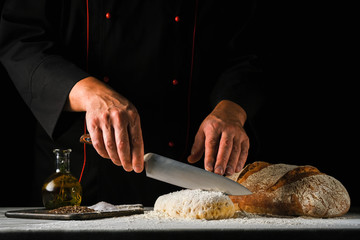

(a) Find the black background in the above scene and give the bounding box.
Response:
[1,1,358,208]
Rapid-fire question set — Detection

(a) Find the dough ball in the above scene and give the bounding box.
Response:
[154,189,235,220]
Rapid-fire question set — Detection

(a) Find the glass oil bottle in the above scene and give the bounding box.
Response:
[42,149,82,209]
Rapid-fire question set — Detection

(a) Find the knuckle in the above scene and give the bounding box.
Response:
[87,118,98,129]
[108,107,127,120]
[238,132,249,143]
[232,144,240,153]
[125,104,139,117]
[100,112,110,122]
[105,140,116,150]
[118,138,129,150]
[239,126,248,135]
[243,133,249,140]
[131,136,140,146]
[204,118,221,132]
[129,118,138,128]
[222,137,232,147]
[109,108,121,119]
[128,106,138,116]
[206,138,218,148]
[241,148,249,155]
[92,140,102,150]
[114,110,129,123]
[224,124,236,133]
[242,137,250,148]
[210,120,222,131]
[118,109,128,119]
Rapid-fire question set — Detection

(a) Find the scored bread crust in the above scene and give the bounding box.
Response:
[229,162,351,218]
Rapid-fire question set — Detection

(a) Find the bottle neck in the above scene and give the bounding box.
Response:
[54,149,71,173]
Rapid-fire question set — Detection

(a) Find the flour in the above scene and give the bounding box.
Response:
[21,209,360,231]
[88,201,143,212]
[88,201,119,212]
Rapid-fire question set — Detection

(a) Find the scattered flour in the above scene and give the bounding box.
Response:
[88,202,119,212]
[18,209,360,231]
[88,201,143,212]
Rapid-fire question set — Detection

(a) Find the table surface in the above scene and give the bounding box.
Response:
[1,207,359,240]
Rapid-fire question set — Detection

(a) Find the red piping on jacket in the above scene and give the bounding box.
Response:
[79,0,90,183]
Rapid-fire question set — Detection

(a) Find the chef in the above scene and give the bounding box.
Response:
[0,0,262,206]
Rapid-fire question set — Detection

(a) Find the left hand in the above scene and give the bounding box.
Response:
[187,100,249,175]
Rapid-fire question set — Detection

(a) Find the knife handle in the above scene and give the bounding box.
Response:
[80,134,92,145]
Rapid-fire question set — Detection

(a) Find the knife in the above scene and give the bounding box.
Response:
[80,135,251,195]
[144,153,252,196]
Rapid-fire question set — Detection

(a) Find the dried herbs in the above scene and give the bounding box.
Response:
[48,205,95,214]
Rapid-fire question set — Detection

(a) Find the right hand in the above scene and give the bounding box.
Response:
[66,77,144,173]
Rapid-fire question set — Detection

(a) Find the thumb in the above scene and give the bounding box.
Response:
[187,129,205,164]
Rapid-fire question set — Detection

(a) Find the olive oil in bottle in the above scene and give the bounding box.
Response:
[42,149,82,209]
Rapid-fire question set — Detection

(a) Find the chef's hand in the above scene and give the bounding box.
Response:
[187,100,249,176]
[65,77,144,173]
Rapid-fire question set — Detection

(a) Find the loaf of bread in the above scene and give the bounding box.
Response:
[228,162,350,218]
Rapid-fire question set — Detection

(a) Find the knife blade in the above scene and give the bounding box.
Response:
[144,153,252,196]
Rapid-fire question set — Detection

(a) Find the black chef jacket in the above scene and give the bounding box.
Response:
[0,0,262,206]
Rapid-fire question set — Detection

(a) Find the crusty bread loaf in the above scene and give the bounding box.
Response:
[228,162,350,218]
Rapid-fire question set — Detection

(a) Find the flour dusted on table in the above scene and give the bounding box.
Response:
[154,189,235,220]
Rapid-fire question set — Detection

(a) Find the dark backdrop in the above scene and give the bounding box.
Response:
[1,1,358,207]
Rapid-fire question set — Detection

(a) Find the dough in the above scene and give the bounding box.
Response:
[154,189,235,220]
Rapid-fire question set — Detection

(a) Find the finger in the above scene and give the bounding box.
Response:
[103,124,122,166]
[204,128,220,172]
[89,127,110,160]
[187,129,205,164]
[129,117,144,173]
[225,135,241,176]
[236,138,249,172]
[86,115,110,159]
[111,110,132,170]
[214,132,233,175]
[115,122,132,172]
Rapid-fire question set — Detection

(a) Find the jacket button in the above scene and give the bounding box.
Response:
[174,16,180,22]
[105,12,111,19]
[168,141,175,147]
[172,79,179,86]
[103,76,110,83]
